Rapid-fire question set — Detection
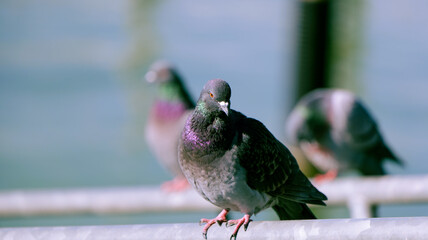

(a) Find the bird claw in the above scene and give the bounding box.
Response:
[228,220,251,240]
[243,219,252,231]
[199,217,226,226]
[200,218,208,225]
[225,219,241,228]
[199,210,230,239]
[200,213,251,240]
[227,214,252,239]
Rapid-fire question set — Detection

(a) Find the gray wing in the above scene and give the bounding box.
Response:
[235,112,326,205]
[333,95,403,174]
[342,98,383,150]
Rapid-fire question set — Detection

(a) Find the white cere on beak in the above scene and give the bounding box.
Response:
[219,101,229,116]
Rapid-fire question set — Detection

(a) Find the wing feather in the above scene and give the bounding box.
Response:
[234,112,326,205]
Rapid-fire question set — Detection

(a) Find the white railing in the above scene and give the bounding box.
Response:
[1,217,427,240]
[0,186,216,217]
[315,174,428,218]
[0,175,427,218]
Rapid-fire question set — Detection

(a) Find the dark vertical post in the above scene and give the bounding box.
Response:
[293,0,363,105]
[294,0,331,105]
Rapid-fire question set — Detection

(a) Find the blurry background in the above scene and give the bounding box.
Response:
[0,0,427,227]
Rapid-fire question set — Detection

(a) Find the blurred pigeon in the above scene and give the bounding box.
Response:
[286,89,403,181]
[145,61,195,191]
[178,79,327,239]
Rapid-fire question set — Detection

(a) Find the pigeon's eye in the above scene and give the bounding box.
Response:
[209,92,214,98]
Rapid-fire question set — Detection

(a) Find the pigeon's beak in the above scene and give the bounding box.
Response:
[219,101,229,116]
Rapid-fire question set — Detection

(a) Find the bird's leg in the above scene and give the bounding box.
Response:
[199,209,229,239]
[314,169,338,183]
[225,214,252,240]
[161,177,190,192]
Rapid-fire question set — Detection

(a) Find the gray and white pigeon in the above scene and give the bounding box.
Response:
[145,61,195,191]
[178,79,327,239]
[285,89,403,181]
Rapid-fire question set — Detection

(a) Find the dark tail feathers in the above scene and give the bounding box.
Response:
[272,200,317,220]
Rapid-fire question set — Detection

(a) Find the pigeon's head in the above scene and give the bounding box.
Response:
[197,79,232,116]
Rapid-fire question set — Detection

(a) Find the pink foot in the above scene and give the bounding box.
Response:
[161,177,190,192]
[314,169,338,183]
[226,214,252,240]
[199,209,229,239]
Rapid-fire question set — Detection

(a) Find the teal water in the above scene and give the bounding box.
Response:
[1,0,427,227]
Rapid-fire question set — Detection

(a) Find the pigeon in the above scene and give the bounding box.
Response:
[145,61,195,191]
[285,89,403,181]
[178,79,327,240]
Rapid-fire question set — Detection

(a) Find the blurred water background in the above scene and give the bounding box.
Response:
[1,0,427,227]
